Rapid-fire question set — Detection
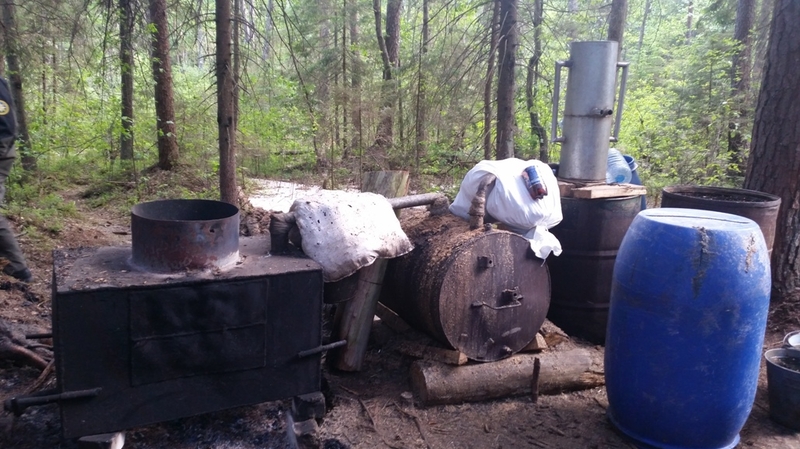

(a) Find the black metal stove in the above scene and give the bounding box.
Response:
[6,199,326,439]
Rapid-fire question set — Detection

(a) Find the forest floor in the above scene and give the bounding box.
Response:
[0,179,799,448]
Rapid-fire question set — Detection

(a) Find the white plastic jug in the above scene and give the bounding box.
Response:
[606,148,632,183]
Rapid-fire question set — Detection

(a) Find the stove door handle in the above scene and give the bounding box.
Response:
[297,340,347,358]
[4,387,102,416]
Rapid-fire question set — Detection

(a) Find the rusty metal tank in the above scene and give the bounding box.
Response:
[131,199,240,272]
[546,195,642,344]
[661,185,781,257]
[381,212,551,362]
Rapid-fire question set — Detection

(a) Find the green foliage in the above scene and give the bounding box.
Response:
[7,0,762,213]
[4,169,77,235]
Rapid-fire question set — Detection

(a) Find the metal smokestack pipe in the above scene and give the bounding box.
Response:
[551,41,629,182]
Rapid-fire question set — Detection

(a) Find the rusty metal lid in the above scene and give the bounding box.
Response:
[131,199,240,273]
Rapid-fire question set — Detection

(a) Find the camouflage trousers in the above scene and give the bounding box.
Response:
[0,141,28,273]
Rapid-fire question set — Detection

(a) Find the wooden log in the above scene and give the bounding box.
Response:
[468,174,496,230]
[409,348,604,406]
[332,261,389,371]
[332,171,409,371]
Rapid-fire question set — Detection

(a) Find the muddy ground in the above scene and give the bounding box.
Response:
[0,187,799,449]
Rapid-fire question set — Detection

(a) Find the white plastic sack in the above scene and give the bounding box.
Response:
[449,158,563,259]
[290,190,414,282]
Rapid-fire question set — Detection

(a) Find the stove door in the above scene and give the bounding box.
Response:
[53,265,323,439]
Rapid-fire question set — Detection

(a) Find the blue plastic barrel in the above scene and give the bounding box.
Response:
[623,154,646,210]
[605,208,771,449]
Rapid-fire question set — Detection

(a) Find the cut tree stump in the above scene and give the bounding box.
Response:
[410,348,604,406]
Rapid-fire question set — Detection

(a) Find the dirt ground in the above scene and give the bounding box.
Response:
[1,187,800,449]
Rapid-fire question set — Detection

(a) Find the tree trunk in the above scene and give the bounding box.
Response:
[752,0,773,87]
[1,0,34,172]
[340,0,348,160]
[217,0,238,204]
[150,0,179,170]
[637,0,652,54]
[119,0,134,161]
[526,0,547,162]
[607,0,627,57]
[347,5,362,160]
[728,0,756,176]
[233,0,241,133]
[744,0,800,300]
[316,0,332,171]
[367,0,402,161]
[414,0,429,173]
[263,0,274,61]
[496,0,518,159]
[483,0,499,160]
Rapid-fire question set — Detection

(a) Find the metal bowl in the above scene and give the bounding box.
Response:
[783,331,800,349]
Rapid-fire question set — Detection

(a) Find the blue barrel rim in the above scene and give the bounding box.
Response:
[639,207,757,227]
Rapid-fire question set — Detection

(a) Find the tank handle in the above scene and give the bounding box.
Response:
[611,61,630,142]
[550,59,571,144]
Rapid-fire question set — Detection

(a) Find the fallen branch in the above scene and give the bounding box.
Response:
[0,319,51,370]
[26,360,55,394]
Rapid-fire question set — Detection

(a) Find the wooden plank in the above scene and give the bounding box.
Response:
[558,181,574,197]
[571,183,647,199]
[375,302,412,334]
[520,333,548,352]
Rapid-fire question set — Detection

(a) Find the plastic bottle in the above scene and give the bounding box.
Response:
[606,148,632,184]
[624,154,647,210]
[522,165,548,200]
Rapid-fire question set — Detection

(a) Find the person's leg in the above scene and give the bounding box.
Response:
[0,147,31,281]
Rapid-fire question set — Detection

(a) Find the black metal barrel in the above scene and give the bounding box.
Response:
[131,199,240,272]
[547,196,642,344]
[661,185,781,256]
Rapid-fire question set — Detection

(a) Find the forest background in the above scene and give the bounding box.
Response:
[0,0,790,291]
